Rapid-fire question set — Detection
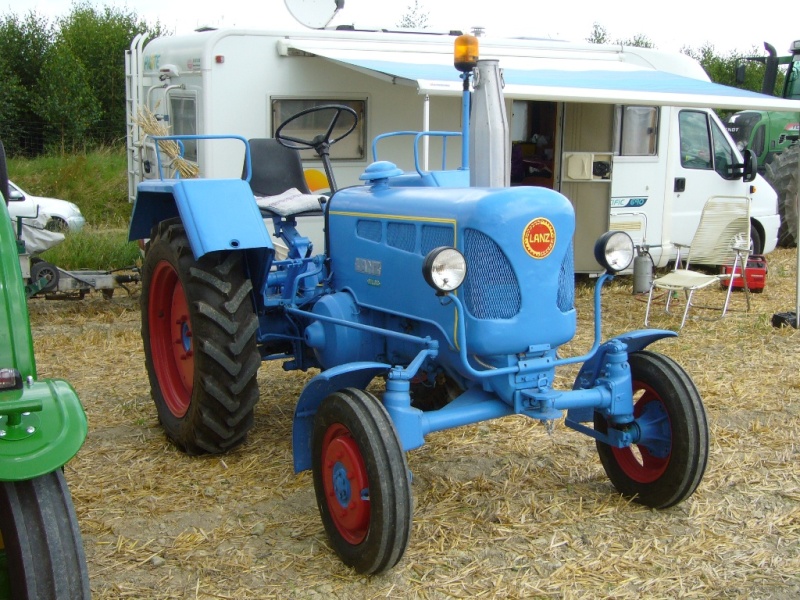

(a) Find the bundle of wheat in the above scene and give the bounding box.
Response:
[134,107,200,179]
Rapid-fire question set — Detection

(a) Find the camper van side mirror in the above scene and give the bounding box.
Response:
[742,148,758,183]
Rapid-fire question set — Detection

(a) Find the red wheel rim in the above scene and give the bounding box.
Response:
[149,260,194,418]
[611,380,671,484]
[321,423,370,545]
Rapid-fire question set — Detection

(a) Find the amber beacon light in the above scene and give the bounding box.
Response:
[454,34,479,73]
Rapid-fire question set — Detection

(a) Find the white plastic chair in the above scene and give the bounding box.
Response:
[645,197,752,329]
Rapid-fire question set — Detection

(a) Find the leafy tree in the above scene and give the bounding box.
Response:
[34,44,101,152]
[57,1,167,145]
[0,11,55,154]
[587,22,653,48]
[619,33,654,49]
[0,54,25,150]
[586,22,609,45]
[397,1,429,29]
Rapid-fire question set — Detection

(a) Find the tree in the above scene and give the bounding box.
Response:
[0,11,55,154]
[586,22,653,48]
[619,33,654,49]
[397,1,429,29]
[34,44,101,153]
[586,22,609,45]
[681,43,775,92]
[57,1,167,145]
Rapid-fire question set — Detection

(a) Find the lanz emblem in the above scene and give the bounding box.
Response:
[523,218,556,259]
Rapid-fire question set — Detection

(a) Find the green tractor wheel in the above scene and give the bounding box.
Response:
[765,144,800,248]
[0,470,91,599]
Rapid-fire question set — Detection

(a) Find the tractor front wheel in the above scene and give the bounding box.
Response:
[141,219,261,454]
[312,388,412,574]
[0,470,90,600]
[594,351,708,509]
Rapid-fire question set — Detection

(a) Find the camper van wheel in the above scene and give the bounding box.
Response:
[312,388,412,574]
[0,470,91,599]
[749,224,763,256]
[594,351,708,509]
[141,219,260,455]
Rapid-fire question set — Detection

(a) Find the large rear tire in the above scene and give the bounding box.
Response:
[765,144,799,248]
[0,470,90,600]
[141,219,261,454]
[594,351,708,509]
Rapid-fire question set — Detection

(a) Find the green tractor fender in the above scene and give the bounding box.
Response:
[0,146,88,480]
[0,379,87,481]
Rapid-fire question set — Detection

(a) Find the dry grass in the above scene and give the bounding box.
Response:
[28,249,800,599]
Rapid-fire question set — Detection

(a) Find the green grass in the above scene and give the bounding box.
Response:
[8,148,137,270]
[39,228,141,271]
[7,147,131,229]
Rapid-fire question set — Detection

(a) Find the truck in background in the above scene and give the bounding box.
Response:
[726,40,800,246]
[126,27,800,271]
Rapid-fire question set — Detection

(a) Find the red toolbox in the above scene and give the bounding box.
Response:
[721,254,767,292]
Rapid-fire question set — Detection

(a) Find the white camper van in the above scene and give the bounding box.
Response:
[126,27,800,271]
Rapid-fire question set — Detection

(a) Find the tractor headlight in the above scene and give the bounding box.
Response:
[423,247,467,293]
[594,231,634,273]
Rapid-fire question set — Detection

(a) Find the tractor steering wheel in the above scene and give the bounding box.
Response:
[275,104,358,193]
[275,104,358,155]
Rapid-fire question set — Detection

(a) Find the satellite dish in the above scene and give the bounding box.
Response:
[284,0,344,29]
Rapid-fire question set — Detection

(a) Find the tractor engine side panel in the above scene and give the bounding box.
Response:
[326,185,576,359]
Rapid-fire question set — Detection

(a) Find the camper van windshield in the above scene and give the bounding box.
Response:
[271,99,365,161]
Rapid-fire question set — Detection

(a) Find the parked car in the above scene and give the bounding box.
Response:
[6,180,85,232]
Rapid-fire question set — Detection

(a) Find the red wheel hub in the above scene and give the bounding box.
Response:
[149,260,194,418]
[321,424,370,545]
[611,381,671,484]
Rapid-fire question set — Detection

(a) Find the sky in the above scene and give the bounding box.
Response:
[4,0,799,58]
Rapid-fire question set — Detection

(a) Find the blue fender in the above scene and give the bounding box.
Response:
[567,329,677,423]
[573,329,677,390]
[128,178,273,259]
[292,362,391,473]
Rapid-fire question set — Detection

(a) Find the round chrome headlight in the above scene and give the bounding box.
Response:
[422,247,467,293]
[594,231,634,273]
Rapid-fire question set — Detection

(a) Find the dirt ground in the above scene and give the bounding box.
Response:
[28,249,800,599]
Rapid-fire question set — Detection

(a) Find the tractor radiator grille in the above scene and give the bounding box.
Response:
[356,219,382,242]
[387,222,416,252]
[558,242,575,313]
[421,225,454,254]
[462,229,521,320]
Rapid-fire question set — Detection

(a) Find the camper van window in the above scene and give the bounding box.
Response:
[271,99,366,161]
[710,119,739,180]
[679,110,712,170]
[169,96,198,162]
[615,106,658,156]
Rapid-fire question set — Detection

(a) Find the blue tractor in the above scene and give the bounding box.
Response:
[129,46,708,574]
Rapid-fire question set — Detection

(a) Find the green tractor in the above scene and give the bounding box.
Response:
[0,140,90,599]
[726,40,800,246]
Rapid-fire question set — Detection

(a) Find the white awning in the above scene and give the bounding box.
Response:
[278,39,800,112]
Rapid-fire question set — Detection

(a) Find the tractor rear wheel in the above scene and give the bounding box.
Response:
[141,219,261,454]
[0,470,90,600]
[765,144,800,248]
[594,351,708,509]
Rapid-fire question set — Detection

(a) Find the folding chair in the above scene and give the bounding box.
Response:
[645,197,752,329]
